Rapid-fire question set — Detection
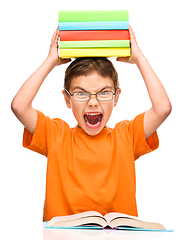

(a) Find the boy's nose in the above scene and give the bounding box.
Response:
[88,95,98,107]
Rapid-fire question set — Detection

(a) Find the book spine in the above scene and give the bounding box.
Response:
[59,30,130,41]
[58,10,129,22]
[59,48,131,58]
[58,21,129,31]
[59,40,130,48]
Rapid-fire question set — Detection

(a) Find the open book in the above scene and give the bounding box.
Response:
[45,211,172,231]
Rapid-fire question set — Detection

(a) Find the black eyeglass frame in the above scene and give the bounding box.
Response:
[64,88,119,102]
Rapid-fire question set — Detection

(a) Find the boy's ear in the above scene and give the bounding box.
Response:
[62,90,71,109]
[114,88,121,107]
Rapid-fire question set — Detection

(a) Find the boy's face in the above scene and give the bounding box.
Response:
[63,71,120,136]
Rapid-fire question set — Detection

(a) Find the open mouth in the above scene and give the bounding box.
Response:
[84,112,103,128]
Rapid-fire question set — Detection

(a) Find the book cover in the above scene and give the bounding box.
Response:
[58,21,129,31]
[59,48,131,58]
[45,222,173,232]
[58,40,130,49]
[59,30,130,41]
[58,10,129,22]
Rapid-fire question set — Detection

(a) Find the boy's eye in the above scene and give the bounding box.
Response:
[98,91,110,96]
[74,92,89,100]
[76,92,88,96]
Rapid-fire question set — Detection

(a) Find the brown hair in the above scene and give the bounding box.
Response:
[64,57,119,91]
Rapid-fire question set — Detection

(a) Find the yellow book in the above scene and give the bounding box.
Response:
[59,48,131,58]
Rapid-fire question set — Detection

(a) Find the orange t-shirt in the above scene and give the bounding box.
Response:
[23,110,159,221]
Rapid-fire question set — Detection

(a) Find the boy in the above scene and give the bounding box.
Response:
[11,26,171,222]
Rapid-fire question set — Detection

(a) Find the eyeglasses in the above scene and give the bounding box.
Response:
[65,88,118,102]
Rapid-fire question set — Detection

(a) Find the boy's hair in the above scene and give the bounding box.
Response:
[64,57,119,92]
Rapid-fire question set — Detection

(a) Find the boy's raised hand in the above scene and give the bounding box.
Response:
[11,28,71,135]
[117,26,171,140]
[116,25,143,64]
[47,28,71,66]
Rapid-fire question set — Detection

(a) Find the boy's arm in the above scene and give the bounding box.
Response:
[11,28,71,134]
[117,26,172,139]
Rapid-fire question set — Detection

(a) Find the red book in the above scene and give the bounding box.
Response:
[59,30,130,41]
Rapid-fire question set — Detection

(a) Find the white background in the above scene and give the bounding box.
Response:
[1,0,186,239]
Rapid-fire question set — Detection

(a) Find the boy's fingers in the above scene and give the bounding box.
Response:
[51,28,59,43]
[61,58,71,64]
[116,57,130,62]
[129,25,136,41]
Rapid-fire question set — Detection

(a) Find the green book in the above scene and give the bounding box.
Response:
[59,40,130,49]
[58,10,129,22]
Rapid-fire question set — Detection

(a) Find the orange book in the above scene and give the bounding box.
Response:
[59,30,130,41]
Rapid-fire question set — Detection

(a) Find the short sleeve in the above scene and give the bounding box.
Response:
[132,112,159,160]
[22,110,69,157]
[115,112,159,160]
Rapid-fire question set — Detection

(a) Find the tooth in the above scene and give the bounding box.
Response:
[86,113,100,116]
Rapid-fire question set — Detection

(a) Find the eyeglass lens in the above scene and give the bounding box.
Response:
[73,91,114,101]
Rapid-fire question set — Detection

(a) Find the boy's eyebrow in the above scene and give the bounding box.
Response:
[99,86,113,92]
[72,86,113,92]
[71,86,87,92]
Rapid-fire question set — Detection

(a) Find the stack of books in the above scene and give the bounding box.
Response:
[58,10,131,58]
